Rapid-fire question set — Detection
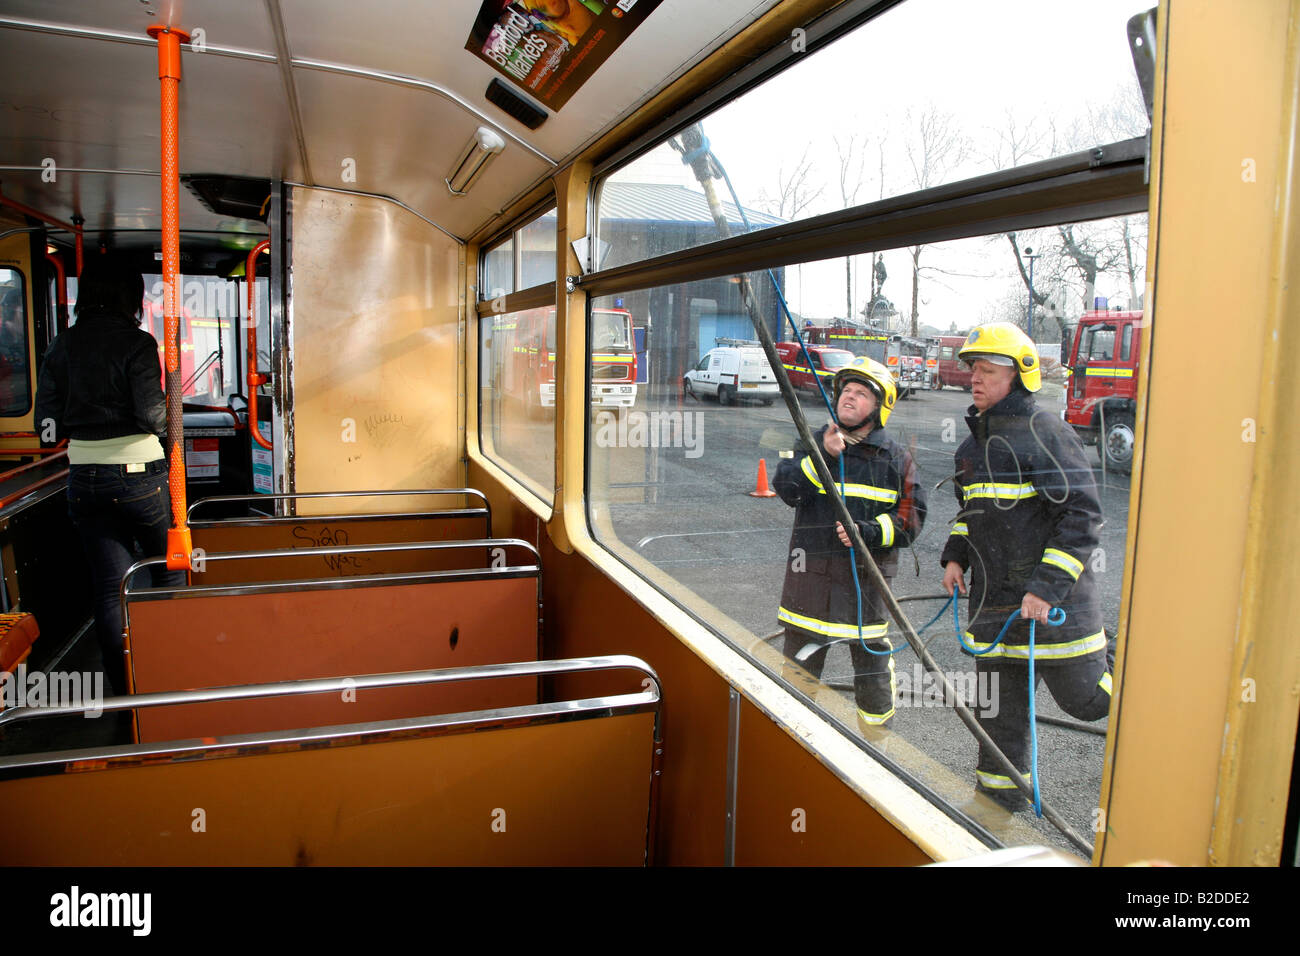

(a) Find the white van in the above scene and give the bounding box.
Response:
[683,345,779,406]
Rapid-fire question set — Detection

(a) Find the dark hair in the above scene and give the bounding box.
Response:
[74,253,145,320]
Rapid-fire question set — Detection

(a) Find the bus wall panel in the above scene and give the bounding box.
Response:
[0,713,655,866]
[189,513,491,584]
[734,698,930,866]
[470,457,728,865]
[543,540,732,868]
[288,188,462,513]
[127,576,539,741]
[470,459,928,865]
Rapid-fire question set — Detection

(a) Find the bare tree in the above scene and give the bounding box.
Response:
[1058,222,1129,312]
[755,145,824,221]
[998,94,1148,337]
[1117,215,1147,307]
[984,108,1047,170]
[834,133,869,320]
[902,106,969,334]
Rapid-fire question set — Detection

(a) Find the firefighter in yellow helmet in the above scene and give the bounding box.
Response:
[940,322,1113,809]
[774,355,926,733]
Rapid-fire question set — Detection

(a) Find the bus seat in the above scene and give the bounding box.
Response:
[0,612,39,680]
[0,657,661,865]
[122,541,541,741]
[187,488,492,583]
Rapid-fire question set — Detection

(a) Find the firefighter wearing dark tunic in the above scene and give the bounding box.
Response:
[775,356,926,731]
[940,323,1113,808]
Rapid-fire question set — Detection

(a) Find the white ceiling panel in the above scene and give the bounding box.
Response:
[0,29,298,232]
[293,67,553,240]
[0,0,277,53]
[0,0,789,244]
[279,0,784,175]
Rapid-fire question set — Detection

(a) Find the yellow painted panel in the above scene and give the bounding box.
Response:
[0,713,654,866]
[289,189,463,513]
[735,698,930,866]
[1100,0,1293,865]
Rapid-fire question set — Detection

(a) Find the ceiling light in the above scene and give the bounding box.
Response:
[445,127,506,197]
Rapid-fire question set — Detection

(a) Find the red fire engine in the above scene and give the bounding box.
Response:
[773,341,854,394]
[801,322,890,364]
[884,334,938,397]
[495,305,637,415]
[1063,308,1143,472]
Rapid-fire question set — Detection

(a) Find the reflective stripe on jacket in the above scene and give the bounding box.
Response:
[775,424,926,642]
[939,388,1104,662]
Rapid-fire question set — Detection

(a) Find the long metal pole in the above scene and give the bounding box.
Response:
[674,124,1093,856]
[148,23,193,571]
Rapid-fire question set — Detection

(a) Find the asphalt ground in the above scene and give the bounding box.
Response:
[576,378,1132,856]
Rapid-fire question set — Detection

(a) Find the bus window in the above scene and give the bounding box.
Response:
[142,275,243,404]
[483,236,514,299]
[587,210,1148,853]
[595,0,1146,272]
[478,203,559,506]
[519,208,557,291]
[479,307,556,505]
[480,206,557,301]
[0,269,31,417]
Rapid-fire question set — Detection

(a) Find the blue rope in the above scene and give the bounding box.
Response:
[678,136,712,169]
[708,144,1063,816]
[710,149,912,666]
[954,600,1066,816]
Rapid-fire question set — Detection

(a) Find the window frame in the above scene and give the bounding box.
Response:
[0,266,33,419]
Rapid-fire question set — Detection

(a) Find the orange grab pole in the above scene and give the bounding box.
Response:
[148,23,192,571]
[246,241,273,451]
[45,252,68,332]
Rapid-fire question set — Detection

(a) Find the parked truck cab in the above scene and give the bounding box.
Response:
[774,341,854,394]
[1063,309,1143,472]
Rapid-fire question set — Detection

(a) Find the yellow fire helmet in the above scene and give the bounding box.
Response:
[832,356,897,426]
[958,322,1042,392]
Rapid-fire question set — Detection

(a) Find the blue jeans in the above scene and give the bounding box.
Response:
[66,460,183,695]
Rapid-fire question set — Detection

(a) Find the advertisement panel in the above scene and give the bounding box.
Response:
[466,1,663,110]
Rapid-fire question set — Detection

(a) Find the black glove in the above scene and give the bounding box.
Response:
[853,518,883,548]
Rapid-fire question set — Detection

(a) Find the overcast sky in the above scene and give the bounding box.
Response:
[609,0,1150,328]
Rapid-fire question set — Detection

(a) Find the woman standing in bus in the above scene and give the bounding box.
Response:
[35,253,178,695]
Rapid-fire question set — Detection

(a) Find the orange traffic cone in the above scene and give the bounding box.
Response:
[749,459,777,497]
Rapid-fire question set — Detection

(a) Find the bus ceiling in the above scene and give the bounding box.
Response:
[0,0,798,246]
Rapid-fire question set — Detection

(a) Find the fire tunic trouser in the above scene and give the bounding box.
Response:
[973,647,1113,798]
[782,628,897,726]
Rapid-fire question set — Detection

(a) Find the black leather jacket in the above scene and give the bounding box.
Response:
[35,308,166,442]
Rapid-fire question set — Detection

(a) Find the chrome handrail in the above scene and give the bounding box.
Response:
[0,657,663,771]
[187,487,491,522]
[0,654,659,726]
[119,537,543,632]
